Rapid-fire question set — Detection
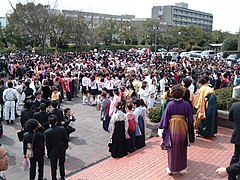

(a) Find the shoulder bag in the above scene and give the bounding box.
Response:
[26,133,35,158]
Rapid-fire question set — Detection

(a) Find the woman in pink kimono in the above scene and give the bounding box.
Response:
[64,73,72,101]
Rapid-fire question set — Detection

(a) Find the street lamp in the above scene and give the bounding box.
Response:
[153,26,160,53]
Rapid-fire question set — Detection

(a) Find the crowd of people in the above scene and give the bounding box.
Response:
[0,48,240,179]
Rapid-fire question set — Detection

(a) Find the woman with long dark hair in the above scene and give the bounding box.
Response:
[108,102,128,158]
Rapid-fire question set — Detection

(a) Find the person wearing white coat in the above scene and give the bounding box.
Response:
[147,79,157,109]
[138,81,148,105]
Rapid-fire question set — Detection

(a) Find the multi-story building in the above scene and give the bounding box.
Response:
[152,2,213,31]
[62,10,135,28]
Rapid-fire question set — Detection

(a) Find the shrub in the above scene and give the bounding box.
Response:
[148,107,161,123]
[215,87,240,110]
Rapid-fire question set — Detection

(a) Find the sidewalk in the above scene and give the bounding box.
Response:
[67,127,233,180]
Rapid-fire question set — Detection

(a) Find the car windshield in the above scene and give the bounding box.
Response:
[228,54,237,58]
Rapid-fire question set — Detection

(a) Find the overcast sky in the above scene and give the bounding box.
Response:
[1,0,240,33]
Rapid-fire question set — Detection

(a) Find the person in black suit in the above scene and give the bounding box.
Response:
[32,91,50,112]
[227,101,240,180]
[20,99,35,130]
[22,81,34,102]
[33,103,50,131]
[23,118,45,180]
[45,115,68,180]
[50,100,64,126]
[63,108,76,139]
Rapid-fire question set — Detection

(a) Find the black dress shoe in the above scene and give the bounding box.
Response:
[10,120,14,124]
[6,120,10,125]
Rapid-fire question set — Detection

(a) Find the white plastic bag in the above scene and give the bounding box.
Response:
[22,158,30,173]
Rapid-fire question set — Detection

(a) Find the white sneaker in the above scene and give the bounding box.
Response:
[179,169,188,175]
[166,167,172,175]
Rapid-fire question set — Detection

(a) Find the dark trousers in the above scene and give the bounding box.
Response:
[126,130,136,153]
[50,150,66,180]
[29,157,44,180]
[65,126,76,138]
[229,144,240,180]
[66,92,71,100]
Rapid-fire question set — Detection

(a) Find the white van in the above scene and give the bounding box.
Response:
[201,50,216,59]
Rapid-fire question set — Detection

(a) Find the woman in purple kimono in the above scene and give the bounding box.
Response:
[159,84,194,175]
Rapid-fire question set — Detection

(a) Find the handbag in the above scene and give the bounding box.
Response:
[17,130,25,142]
[26,133,35,158]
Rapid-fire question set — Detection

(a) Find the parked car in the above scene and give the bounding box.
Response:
[226,54,240,64]
[188,53,202,61]
[190,50,202,54]
[201,50,216,59]
[180,52,189,58]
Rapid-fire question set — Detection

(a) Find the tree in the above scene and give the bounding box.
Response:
[64,16,89,49]
[96,19,118,45]
[117,21,135,44]
[138,19,160,45]
[49,14,67,49]
[0,23,6,48]
[9,1,58,54]
[221,36,238,51]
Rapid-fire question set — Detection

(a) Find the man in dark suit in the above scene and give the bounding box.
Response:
[32,91,50,112]
[45,115,68,180]
[20,99,35,130]
[63,108,76,139]
[33,103,50,131]
[23,119,45,180]
[50,100,64,126]
[229,102,240,168]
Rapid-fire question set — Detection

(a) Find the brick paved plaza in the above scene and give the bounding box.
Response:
[0,98,234,180]
[67,127,233,180]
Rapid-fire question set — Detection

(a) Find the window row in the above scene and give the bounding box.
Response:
[173,9,212,19]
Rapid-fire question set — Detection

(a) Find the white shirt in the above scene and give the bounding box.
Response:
[139,88,148,105]
[97,81,105,91]
[160,78,167,93]
[3,87,19,104]
[90,80,98,90]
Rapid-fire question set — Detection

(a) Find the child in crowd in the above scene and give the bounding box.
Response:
[51,86,61,108]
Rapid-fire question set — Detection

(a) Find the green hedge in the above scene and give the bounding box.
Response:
[148,107,161,123]
[215,87,240,110]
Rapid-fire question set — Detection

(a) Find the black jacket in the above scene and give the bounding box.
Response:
[44,126,68,158]
[229,102,240,145]
[33,111,50,130]
[20,109,35,128]
[23,131,45,160]
[32,98,50,112]
[23,87,34,100]
[51,108,64,125]
[227,162,240,179]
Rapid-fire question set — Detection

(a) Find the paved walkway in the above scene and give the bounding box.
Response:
[67,127,233,180]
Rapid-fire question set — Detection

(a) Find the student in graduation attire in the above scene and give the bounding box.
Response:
[45,115,68,180]
[133,99,146,149]
[159,84,194,175]
[23,119,45,180]
[108,102,128,158]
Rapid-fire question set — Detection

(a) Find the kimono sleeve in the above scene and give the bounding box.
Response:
[159,103,171,129]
